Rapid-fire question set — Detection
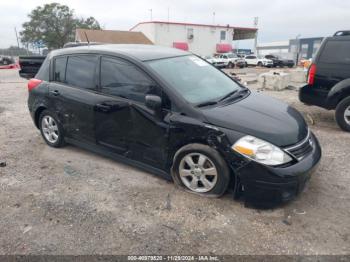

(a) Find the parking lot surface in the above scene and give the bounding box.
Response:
[0,69,349,255]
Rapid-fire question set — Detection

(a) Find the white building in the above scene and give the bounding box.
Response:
[130,21,257,56]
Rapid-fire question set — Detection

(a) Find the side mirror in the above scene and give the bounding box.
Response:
[145,95,162,111]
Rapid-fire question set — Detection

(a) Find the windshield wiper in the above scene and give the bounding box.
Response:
[218,90,239,102]
[196,100,218,108]
[219,88,249,102]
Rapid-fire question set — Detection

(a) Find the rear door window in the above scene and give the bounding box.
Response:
[100,56,158,103]
[319,40,350,64]
[53,56,67,83]
[65,55,98,89]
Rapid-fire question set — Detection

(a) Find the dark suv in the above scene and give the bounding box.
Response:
[299,31,350,131]
[28,44,321,205]
[264,55,294,68]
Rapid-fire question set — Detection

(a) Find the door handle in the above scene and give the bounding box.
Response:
[50,90,60,96]
[95,103,112,112]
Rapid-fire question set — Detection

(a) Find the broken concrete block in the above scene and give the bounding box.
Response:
[258,72,291,91]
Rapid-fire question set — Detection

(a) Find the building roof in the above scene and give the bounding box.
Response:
[75,29,153,45]
[130,21,257,32]
[50,44,189,61]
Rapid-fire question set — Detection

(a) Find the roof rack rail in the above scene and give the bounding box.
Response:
[334,30,350,36]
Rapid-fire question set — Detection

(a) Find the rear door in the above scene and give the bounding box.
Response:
[49,54,99,144]
[95,56,170,168]
[245,55,257,65]
[315,39,350,90]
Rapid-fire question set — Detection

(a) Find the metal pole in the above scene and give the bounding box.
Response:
[253,17,258,54]
[149,9,153,21]
[14,27,20,49]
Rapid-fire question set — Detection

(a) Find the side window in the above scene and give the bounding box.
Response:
[53,56,67,83]
[319,40,350,64]
[65,55,98,89]
[100,56,159,103]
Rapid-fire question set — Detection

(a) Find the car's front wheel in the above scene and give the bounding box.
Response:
[227,62,234,69]
[257,61,263,67]
[335,97,350,132]
[39,110,65,147]
[171,144,230,197]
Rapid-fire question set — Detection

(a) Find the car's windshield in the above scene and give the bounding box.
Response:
[147,55,241,104]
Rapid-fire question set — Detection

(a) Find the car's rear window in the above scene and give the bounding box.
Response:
[319,40,350,64]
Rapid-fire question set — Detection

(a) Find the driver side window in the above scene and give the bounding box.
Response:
[100,56,159,104]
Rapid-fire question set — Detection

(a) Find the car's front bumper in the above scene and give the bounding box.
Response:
[233,132,322,206]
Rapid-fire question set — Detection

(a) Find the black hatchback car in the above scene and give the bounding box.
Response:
[28,44,321,205]
[299,31,350,131]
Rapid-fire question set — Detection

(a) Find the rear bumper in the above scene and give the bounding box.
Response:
[299,84,334,109]
[234,133,322,206]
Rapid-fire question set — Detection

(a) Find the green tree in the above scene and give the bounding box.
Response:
[20,3,101,49]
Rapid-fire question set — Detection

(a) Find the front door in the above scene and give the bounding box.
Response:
[95,56,170,169]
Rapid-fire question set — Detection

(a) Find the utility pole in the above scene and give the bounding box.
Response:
[253,17,259,55]
[212,12,216,25]
[149,9,153,21]
[14,27,20,49]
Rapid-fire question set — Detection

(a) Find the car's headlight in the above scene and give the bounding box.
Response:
[232,136,292,166]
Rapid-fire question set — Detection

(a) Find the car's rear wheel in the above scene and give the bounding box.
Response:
[257,62,263,67]
[336,97,350,132]
[39,110,65,147]
[171,143,230,197]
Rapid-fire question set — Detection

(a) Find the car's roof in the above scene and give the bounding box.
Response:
[50,44,190,61]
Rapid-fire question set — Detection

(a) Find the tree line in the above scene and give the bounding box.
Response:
[20,3,101,50]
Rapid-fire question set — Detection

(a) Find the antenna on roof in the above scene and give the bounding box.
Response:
[84,31,90,46]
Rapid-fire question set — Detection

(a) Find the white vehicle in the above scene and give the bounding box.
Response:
[217,53,246,68]
[202,55,226,68]
[244,55,273,67]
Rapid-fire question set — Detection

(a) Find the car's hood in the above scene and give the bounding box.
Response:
[201,91,308,146]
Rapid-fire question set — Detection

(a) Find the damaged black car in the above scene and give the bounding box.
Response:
[27,44,321,205]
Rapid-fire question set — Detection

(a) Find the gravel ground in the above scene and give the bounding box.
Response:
[0,69,349,255]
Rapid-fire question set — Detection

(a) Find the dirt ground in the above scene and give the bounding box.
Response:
[0,68,349,255]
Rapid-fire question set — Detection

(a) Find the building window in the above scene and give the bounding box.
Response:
[220,30,226,41]
[187,28,194,40]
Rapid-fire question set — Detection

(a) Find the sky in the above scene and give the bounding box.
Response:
[1,0,349,49]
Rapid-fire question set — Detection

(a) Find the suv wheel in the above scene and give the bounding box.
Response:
[335,97,350,132]
[227,62,234,69]
[171,144,230,197]
[39,110,65,147]
[257,61,263,67]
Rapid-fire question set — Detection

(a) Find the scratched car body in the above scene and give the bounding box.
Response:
[27,44,321,205]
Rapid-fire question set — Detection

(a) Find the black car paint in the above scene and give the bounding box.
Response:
[28,45,321,205]
[299,35,350,109]
[265,55,294,68]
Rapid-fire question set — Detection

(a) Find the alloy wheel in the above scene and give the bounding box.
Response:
[41,115,59,144]
[179,153,218,193]
[344,106,350,125]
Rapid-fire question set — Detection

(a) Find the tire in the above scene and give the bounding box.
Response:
[171,143,231,197]
[227,62,234,69]
[335,97,350,132]
[257,62,263,67]
[39,110,65,147]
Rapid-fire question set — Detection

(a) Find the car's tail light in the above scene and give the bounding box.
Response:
[28,78,42,92]
[307,64,317,85]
